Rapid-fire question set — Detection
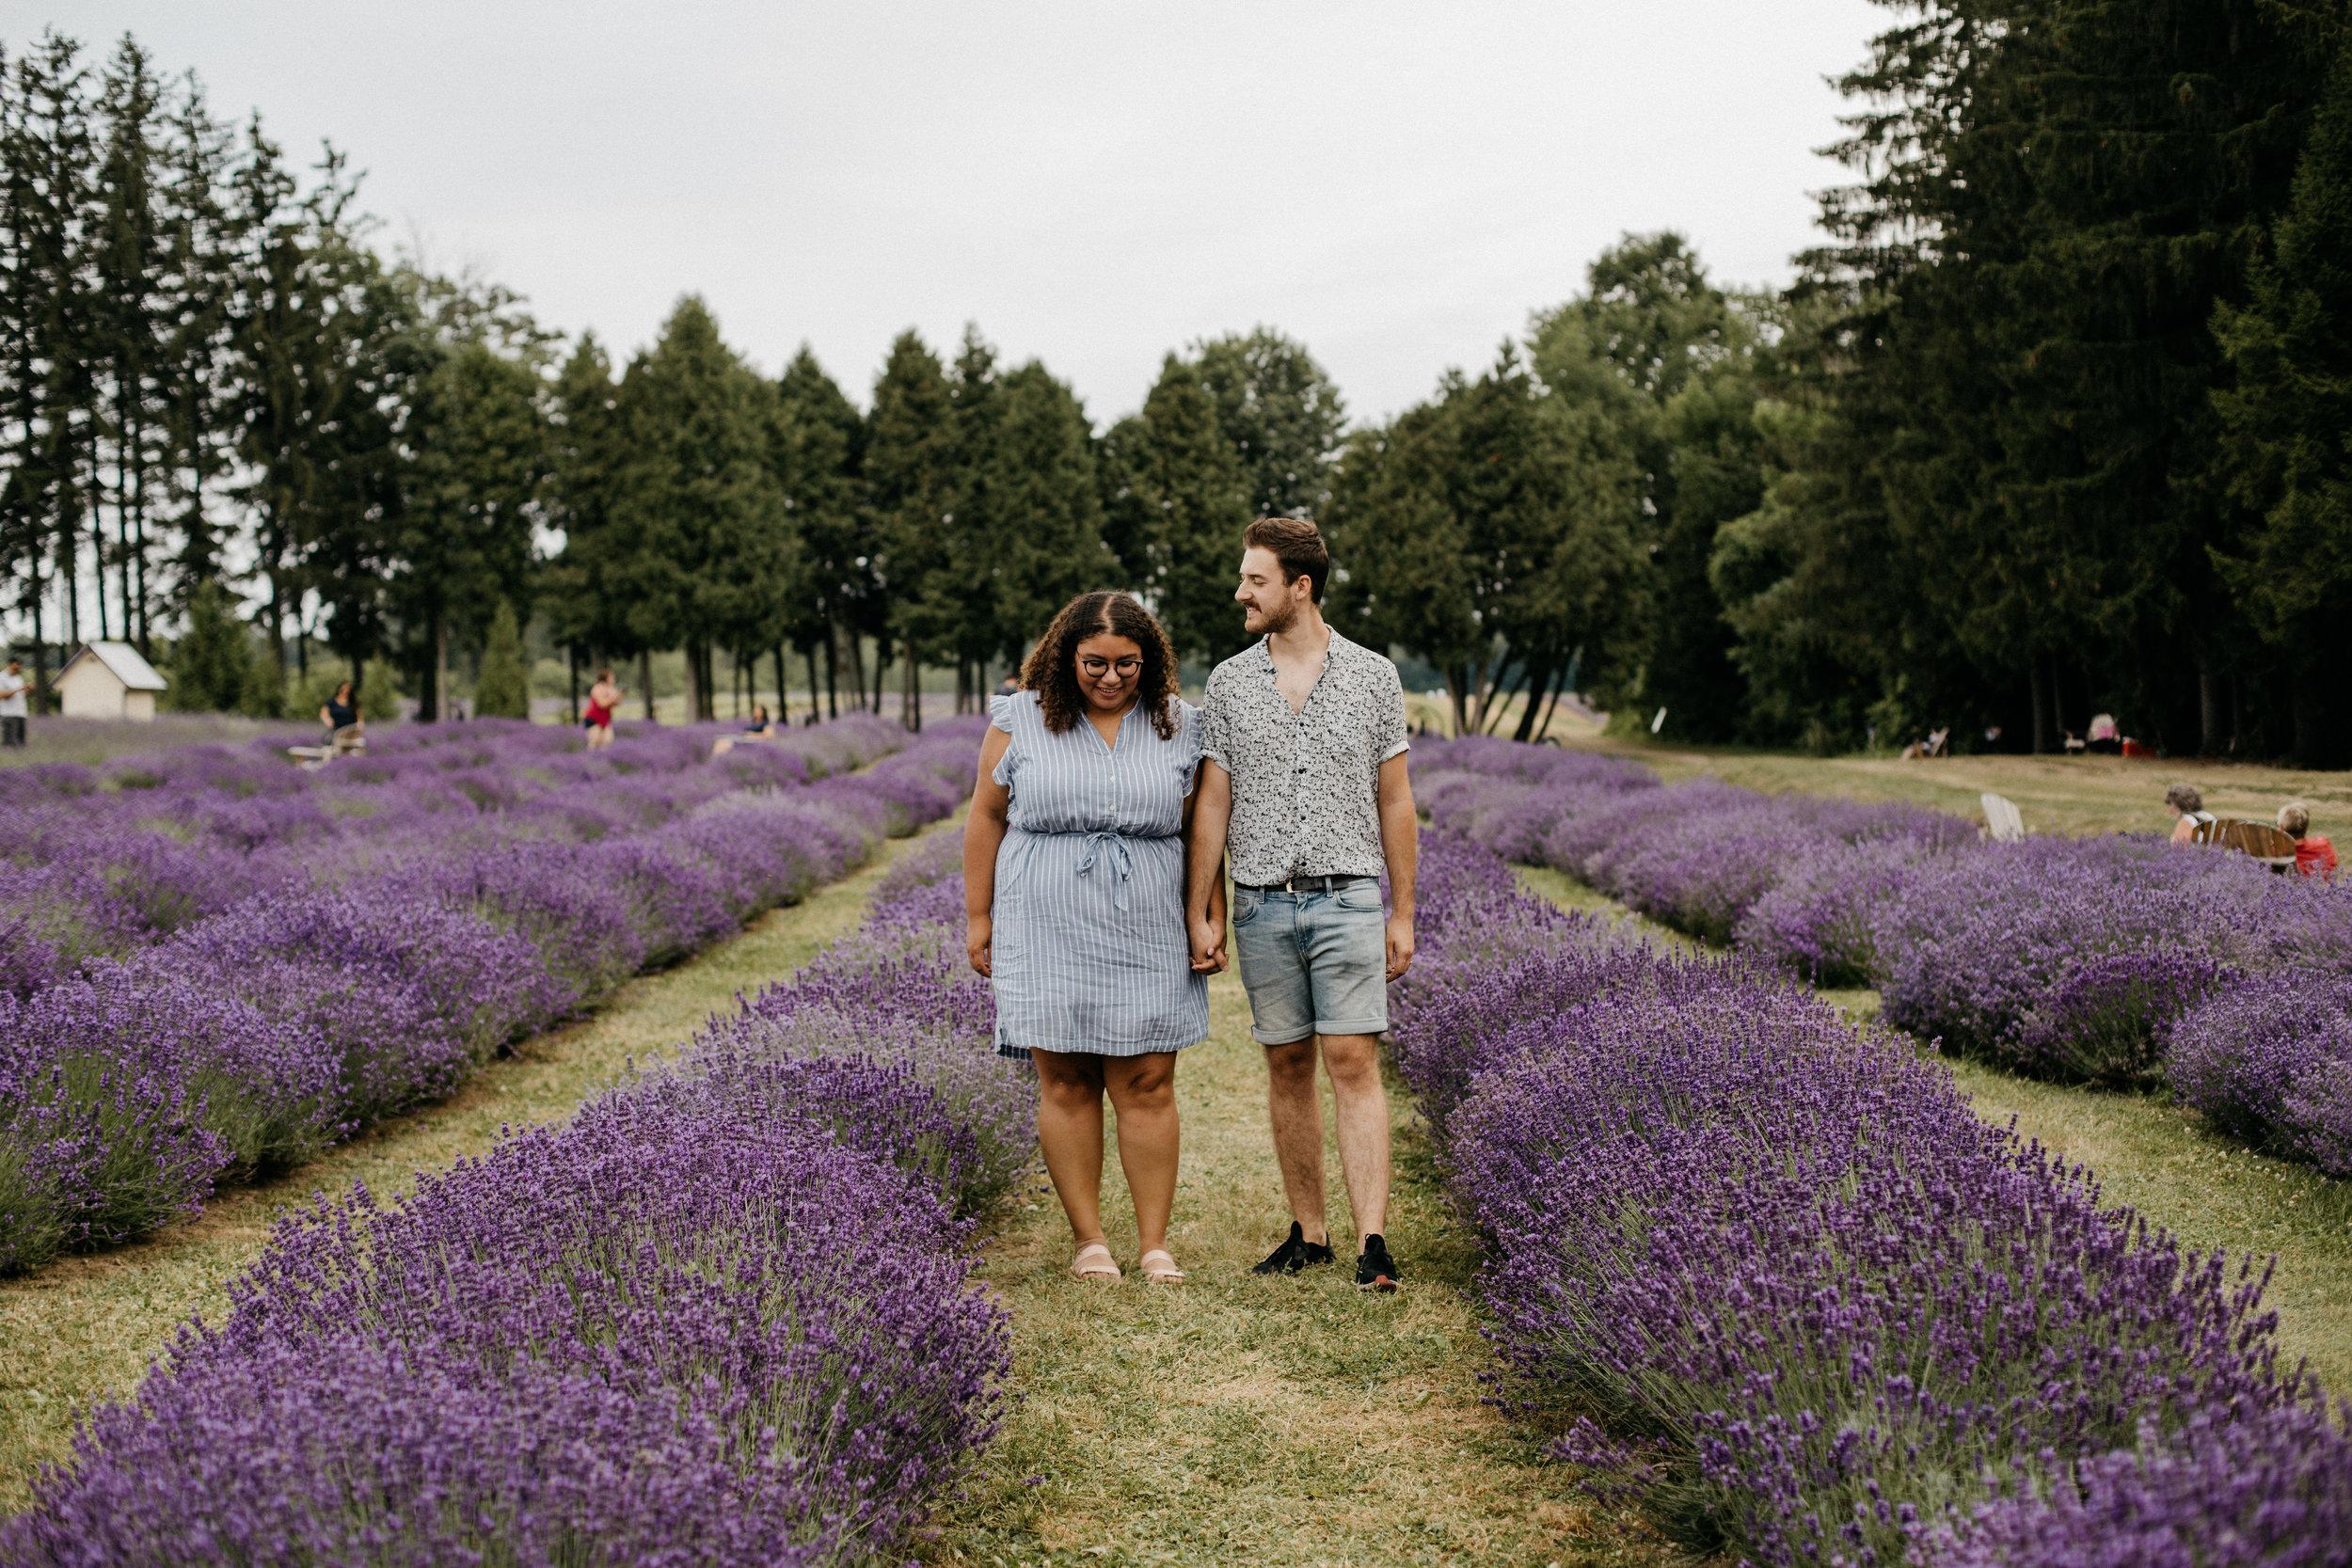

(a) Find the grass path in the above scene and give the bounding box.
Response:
[925,968,1672,1568]
[0,825,942,1514]
[1517,863,2352,1395]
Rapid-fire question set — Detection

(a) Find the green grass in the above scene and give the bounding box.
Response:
[1514,866,2352,1396]
[927,971,1674,1568]
[0,825,943,1515]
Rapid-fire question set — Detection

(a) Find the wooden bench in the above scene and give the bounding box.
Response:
[286,725,366,769]
[2192,816,2297,871]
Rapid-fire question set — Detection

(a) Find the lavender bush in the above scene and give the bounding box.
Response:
[1416,739,2352,1169]
[0,717,981,1274]
[1393,829,2341,1567]
[5,743,1025,1566]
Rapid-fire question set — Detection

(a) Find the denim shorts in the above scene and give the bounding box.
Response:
[1231,878,1389,1046]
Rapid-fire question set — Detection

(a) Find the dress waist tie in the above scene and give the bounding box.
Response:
[1074,831,1137,912]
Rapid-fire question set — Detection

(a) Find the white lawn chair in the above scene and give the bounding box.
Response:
[1980,792,2026,843]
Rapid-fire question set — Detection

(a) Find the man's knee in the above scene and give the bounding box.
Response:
[1319,1033,1382,1090]
[1263,1036,1318,1089]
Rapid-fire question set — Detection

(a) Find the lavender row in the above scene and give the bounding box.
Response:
[1391,827,2352,1567]
[3,716,909,994]
[5,805,1025,1567]
[0,721,977,1275]
[1416,737,2352,1178]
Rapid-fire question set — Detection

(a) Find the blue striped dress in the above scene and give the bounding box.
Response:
[988,690,1210,1059]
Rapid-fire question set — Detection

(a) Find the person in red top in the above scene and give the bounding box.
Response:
[582,666,622,751]
[2279,801,2337,879]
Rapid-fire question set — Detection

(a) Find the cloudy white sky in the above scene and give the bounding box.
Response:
[18,1,1883,424]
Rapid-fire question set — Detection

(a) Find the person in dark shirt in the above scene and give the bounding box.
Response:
[321,680,361,740]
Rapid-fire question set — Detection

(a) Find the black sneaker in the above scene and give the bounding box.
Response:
[1357,1234,1400,1293]
[1250,1221,1336,1275]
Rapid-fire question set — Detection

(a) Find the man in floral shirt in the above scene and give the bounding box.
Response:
[1186,517,1417,1292]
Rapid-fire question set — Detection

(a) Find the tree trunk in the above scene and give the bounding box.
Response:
[844,624,866,712]
[434,613,450,724]
[639,649,655,721]
[568,646,581,724]
[872,637,888,715]
[802,645,819,726]
[900,638,921,731]
[683,642,702,723]
[2029,657,2051,755]
[823,623,839,719]
[1444,667,1468,737]
[2198,661,2224,757]
[1513,662,1557,743]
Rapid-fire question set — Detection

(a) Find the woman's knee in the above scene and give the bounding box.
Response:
[1105,1053,1177,1111]
[1033,1052,1104,1110]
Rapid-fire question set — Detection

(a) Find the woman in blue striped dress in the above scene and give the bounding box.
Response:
[964,592,1223,1284]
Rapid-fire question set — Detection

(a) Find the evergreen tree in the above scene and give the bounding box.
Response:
[1100,355,1253,667]
[164,576,245,711]
[864,330,956,727]
[2213,32,2352,767]
[772,345,866,717]
[392,335,547,719]
[990,360,1112,661]
[607,296,784,721]
[93,35,167,653]
[1189,327,1345,519]
[471,598,531,719]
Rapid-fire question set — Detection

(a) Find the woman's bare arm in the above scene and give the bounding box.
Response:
[1180,770,1228,973]
[963,728,1013,975]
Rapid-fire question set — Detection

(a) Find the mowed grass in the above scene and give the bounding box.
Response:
[1515,863,2352,1396]
[0,824,945,1515]
[928,967,1674,1568]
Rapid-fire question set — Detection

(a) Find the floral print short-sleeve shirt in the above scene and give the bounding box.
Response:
[1200,626,1409,885]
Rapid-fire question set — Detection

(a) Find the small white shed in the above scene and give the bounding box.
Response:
[56,641,167,721]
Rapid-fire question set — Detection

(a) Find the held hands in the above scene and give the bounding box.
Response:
[1385,912,1416,982]
[1188,912,1228,974]
[965,913,992,977]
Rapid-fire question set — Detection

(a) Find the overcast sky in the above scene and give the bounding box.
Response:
[16,1,1883,424]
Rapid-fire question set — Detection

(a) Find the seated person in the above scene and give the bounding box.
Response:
[2167,783,2217,845]
[743,704,773,736]
[321,680,362,744]
[2279,801,2337,879]
[2087,712,2122,755]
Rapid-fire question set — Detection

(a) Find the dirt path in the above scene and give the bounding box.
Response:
[925,968,1671,1568]
[0,824,945,1513]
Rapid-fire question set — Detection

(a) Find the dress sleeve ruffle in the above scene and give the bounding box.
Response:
[1174,698,1204,794]
[989,691,1022,787]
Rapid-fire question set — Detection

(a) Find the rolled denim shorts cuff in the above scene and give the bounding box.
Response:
[1251,1025,1317,1048]
[1312,1017,1389,1038]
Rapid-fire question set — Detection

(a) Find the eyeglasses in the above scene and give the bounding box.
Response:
[1079,657,1141,678]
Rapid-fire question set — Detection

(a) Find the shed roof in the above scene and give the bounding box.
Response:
[62,641,168,691]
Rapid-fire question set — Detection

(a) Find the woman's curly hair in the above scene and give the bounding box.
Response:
[1018,591,1181,739]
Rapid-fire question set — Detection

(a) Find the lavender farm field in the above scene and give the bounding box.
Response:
[1394,829,2352,1566]
[0,717,978,1274]
[4,816,1018,1566]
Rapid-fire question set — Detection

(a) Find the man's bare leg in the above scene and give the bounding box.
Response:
[1319,1032,1390,1246]
[1263,1035,1329,1244]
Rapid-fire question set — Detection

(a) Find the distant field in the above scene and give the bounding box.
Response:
[1406,694,2352,844]
[0,715,304,770]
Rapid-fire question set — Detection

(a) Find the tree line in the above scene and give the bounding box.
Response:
[8,11,2352,760]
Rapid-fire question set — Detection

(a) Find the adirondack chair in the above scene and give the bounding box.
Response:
[1980,792,2026,843]
[2191,816,2298,872]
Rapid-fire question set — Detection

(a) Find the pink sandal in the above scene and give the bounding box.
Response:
[1070,1242,1121,1281]
[1138,1248,1185,1284]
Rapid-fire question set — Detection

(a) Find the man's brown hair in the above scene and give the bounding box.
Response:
[1243,516,1329,604]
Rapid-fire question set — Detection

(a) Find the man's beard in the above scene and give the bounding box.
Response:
[1248,597,1298,636]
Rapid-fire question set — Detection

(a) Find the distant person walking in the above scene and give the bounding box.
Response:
[0,657,27,748]
[964,591,1220,1285]
[1188,516,1418,1294]
[583,667,622,751]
